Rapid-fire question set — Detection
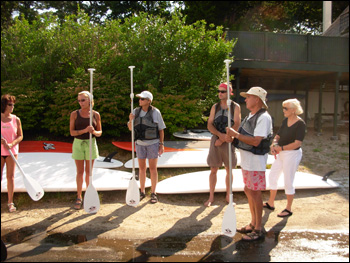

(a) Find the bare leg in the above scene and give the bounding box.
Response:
[84,159,95,188]
[138,159,147,194]
[148,158,158,194]
[6,157,16,204]
[250,190,263,231]
[244,186,256,227]
[266,189,278,208]
[278,194,294,216]
[205,167,218,206]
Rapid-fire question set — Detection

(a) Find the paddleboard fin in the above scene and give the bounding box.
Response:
[102,151,118,163]
[322,170,336,181]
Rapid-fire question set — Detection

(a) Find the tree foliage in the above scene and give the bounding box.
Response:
[1,10,236,137]
[3,1,348,33]
[183,1,349,34]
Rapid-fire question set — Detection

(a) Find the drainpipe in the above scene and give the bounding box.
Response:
[323,1,332,33]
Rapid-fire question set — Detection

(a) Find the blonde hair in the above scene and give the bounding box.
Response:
[78,91,94,107]
[283,98,303,115]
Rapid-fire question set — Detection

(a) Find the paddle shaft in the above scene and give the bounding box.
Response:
[88,68,95,179]
[224,59,233,200]
[129,66,135,175]
[1,135,44,201]
[221,59,237,237]
[126,65,140,207]
[3,138,26,177]
[83,68,100,214]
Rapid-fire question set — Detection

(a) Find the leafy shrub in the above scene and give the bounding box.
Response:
[1,11,236,137]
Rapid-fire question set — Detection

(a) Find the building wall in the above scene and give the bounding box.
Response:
[238,90,349,129]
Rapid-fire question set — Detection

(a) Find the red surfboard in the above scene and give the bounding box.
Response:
[112,141,199,152]
[19,141,72,153]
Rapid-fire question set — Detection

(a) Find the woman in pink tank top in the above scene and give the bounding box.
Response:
[1,94,23,213]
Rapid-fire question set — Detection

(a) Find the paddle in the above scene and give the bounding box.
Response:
[126,66,140,207]
[83,68,100,214]
[1,135,44,201]
[222,59,237,237]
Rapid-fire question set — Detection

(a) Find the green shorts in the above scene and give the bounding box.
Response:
[72,137,99,160]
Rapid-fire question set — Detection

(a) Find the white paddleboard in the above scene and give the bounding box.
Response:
[156,169,340,194]
[124,149,275,168]
[173,129,212,141]
[18,141,123,169]
[1,152,150,192]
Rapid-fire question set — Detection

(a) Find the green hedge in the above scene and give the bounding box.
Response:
[1,11,236,137]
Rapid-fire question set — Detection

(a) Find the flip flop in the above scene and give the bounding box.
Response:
[263,202,275,211]
[277,209,293,217]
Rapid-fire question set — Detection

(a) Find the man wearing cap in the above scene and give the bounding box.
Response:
[226,86,273,241]
[205,82,241,207]
[128,91,166,204]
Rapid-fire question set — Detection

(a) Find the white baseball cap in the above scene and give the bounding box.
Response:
[240,86,268,109]
[136,91,153,102]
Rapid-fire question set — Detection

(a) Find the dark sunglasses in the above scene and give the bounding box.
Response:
[282,107,289,111]
[78,99,86,103]
[7,103,15,106]
[139,98,148,101]
[218,90,227,94]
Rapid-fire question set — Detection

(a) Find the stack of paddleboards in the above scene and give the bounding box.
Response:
[1,141,151,193]
[122,148,275,168]
[113,140,274,168]
[156,169,340,194]
[173,129,212,141]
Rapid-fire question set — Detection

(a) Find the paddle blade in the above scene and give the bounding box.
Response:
[126,176,140,207]
[84,183,100,214]
[222,203,237,237]
[22,174,44,201]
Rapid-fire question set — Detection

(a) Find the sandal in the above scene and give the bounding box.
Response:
[237,223,255,234]
[277,208,293,217]
[8,203,16,213]
[74,198,83,210]
[242,229,264,242]
[263,202,275,211]
[140,191,146,201]
[150,193,158,204]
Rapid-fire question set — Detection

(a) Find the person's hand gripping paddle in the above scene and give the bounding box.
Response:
[1,135,44,201]
[221,59,237,237]
[126,66,140,207]
[83,68,100,214]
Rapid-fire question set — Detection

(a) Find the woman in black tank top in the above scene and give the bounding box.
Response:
[69,91,102,210]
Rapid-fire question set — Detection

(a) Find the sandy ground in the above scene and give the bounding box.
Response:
[1,128,349,248]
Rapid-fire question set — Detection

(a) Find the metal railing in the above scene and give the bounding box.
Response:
[227,31,349,66]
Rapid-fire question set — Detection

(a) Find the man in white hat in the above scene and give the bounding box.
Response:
[128,90,166,204]
[226,86,273,241]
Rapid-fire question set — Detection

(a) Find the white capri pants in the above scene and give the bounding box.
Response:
[268,148,302,195]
